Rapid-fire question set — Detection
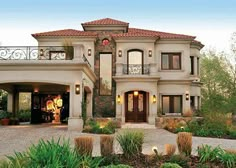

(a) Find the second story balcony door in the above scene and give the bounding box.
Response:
[126,50,145,75]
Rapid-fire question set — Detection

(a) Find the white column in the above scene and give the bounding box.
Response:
[7,93,13,113]
[194,56,198,76]
[148,94,157,124]
[68,83,83,131]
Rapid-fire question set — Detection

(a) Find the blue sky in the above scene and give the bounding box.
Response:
[0,0,235,51]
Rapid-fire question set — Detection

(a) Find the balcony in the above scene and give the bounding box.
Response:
[123,64,150,75]
[0,46,91,67]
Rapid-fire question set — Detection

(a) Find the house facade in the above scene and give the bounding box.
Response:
[0,18,203,130]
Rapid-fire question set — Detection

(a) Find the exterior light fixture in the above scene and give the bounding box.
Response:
[40,49,44,56]
[134,91,139,96]
[153,95,156,103]
[152,146,158,155]
[75,84,80,95]
[185,91,189,101]
[88,49,91,56]
[34,88,39,93]
[118,50,122,57]
[148,50,152,57]
[117,95,121,104]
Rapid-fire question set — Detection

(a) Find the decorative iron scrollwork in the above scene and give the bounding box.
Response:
[123,64,150,75]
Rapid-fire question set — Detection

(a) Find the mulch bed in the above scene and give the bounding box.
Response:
[103,154,225,168]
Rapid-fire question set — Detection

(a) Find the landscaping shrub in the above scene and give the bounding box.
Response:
[198,144,236,168]
[165,144,176,156]
[197,145,223,163]
[18,109,31,122]
[117,130,144,158]
[160,162,182,168]
[2,138,102,168]
[100,135,114,156]
[99,155,120,167]
[176,132,192,156]
[83,119,115,134]
[166,154,189,168]
[74,136,93,156]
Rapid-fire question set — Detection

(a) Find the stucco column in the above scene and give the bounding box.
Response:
[183,93,191,115]
[7,93,13,113]
[68,83,83,131]
[115,93,123,123]
[148,94,157,124]
[194,56,198,76]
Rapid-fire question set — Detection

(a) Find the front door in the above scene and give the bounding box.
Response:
[125,91,146,122]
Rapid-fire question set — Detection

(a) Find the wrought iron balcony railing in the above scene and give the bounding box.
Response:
[123,64,150,75]
[0,46,74,60]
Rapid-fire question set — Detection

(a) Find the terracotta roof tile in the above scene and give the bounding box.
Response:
[112,28,195,39]
[32,29,97,37]
[82,18,129,25]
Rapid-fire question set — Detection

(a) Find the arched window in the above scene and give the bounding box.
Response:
[127,49,143,74]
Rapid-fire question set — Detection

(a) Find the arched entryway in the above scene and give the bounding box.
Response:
[125,90,148,122]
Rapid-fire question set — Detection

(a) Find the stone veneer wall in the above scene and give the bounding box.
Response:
[93,31,120,117]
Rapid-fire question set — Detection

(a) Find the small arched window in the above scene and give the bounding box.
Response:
[127,49,144,74]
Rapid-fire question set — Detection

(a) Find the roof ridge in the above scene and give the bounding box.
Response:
[82,18,129,25]
[129,27,195,38]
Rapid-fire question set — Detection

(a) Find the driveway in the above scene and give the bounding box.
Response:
[0,124,235,160]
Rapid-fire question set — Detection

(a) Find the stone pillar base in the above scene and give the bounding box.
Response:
[68,117,83,131]
[148,116,155,125]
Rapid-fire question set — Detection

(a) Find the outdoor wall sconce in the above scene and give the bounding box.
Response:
[39,49,44,56]
[148,50,152,57]
[118,50,122,57]
[185,91,189,101]
[117,95,121,104]
[153,95,156,103]
[34,88,39,93]
[88,49,91,56]
[134,91,139,96]
[75,84,80,95]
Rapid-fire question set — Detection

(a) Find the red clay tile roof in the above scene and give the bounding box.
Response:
[191,40,204,47]
[32,29,97,37]
[82,18,129,25]
[112,28,195,39]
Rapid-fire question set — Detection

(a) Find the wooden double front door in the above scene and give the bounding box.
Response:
[125,91,147,122]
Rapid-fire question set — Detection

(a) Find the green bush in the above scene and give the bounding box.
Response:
[4,138,102,168]
[198,145,236,168]
[166,155,189,168]
[99,155,120,167]
[116,130,144,158]
[18,110,31,122]
[83,120,115,134]
[160,163,182,168]
[104,164,132,168]
[0,111,11,119]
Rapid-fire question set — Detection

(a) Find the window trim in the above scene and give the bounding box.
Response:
[162,95,182,114]
[161,53,181,70]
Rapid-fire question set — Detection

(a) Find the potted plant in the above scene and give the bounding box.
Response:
[0,111,11,125]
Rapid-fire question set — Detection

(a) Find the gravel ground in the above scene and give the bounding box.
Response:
[0,124,235,160]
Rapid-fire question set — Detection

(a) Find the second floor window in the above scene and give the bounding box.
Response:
[161,53,181,70]
[190,56,194,75]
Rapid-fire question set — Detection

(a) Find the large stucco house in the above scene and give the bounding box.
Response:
[0,18,203,131]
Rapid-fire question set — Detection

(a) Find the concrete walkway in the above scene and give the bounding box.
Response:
[0,124,235,160]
